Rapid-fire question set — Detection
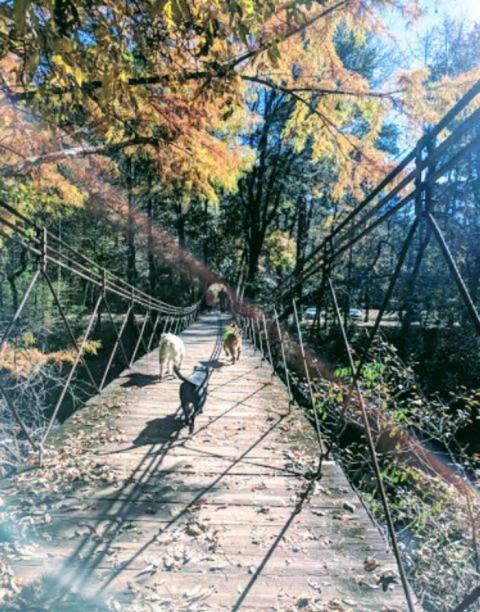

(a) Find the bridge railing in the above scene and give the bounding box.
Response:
[235,80,480,612]
[0,199,200,464]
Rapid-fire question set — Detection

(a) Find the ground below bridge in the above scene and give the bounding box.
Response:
[2,313,407,611]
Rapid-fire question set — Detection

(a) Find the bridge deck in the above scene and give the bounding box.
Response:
[4,313,406,610]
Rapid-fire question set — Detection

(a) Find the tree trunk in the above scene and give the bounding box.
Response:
[294,196,308,301]
[147,198,156,295]
[126,158,137,285]
[7,275,19,312]
[245,237,262,298]
[176,202,186,249]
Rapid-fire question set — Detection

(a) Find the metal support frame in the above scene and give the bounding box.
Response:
[355,218,420,379]
[0,270,40,352]
[426,212,480,333]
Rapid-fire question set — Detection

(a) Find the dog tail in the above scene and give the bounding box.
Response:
[173,365,190,383]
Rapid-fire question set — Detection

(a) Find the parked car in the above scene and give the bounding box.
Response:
[349,308,363,319]
[304,307,317,321]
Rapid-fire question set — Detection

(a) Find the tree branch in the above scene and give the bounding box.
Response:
[226,0,349,70]
[241,74,403,99]
[6,1,348,103]
[0,137,160,177]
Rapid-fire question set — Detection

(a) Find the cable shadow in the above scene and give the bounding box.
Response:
[50,314,225,597]
[51,405,186,600]
[93,411,288,596]
[207,365,262,391]
[175,441,299,476]
[231,478,316,611]
[200,358,225,369]
[165,383,269,444]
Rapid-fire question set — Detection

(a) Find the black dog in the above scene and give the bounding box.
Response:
[173,365,208,433]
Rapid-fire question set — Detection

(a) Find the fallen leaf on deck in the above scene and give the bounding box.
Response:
[364,555,380,571]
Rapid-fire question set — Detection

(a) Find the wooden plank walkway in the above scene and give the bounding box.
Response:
[3,312,408,611]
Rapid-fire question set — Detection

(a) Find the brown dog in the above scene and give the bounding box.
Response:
[222,323,242,364]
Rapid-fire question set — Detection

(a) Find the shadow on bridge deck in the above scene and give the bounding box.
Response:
[4,312,407,611]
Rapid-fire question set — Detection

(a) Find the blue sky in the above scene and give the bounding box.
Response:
[380,0,480,153]
[418,0,480,24]
[387,0,480,58]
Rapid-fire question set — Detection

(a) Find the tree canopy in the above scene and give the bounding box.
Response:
[2,0,476,205]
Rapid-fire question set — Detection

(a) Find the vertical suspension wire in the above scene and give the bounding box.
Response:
[256,316,264,360]
[103,298,132,368]
[261,313,274,374]
[292,299,325,477]
[248,315,254,347]
[273,307,293,407]
[0,382,38,450]
[99,303,133,391]
[42,292,104,443]
[355,218,420,380]
[249,315,256,350]
[130,305,150,367]
[327,276,415,612]
[146,312,161,352]
[43,270,99,392]
[0,269,41,351]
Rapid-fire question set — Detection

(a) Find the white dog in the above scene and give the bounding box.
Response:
[158,333,185,380]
